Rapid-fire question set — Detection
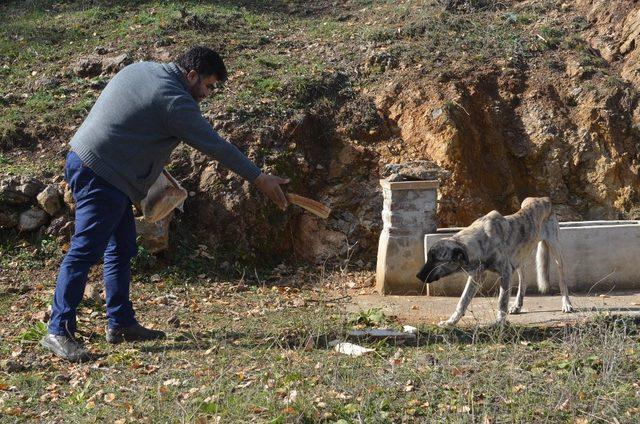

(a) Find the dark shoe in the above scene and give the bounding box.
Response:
[106,323,166,344]
[40,334,90,363]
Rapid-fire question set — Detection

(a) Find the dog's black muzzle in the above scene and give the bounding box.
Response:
[416,266,435,284]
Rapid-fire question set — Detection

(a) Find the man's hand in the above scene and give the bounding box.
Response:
[253,173,290,210]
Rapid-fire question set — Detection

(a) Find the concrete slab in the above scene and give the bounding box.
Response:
[346,291,640,327]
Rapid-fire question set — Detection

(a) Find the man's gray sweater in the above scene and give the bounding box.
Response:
[70,61,261,202]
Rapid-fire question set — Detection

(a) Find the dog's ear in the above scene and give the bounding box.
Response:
[452,245,468,264]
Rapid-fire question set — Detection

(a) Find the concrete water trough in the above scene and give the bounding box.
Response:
[424,220,640,296]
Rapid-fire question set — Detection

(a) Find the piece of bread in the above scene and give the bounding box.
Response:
[286,193,331,219]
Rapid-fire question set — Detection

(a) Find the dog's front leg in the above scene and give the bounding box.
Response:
[439,267,484,327]
[495,268,513,325]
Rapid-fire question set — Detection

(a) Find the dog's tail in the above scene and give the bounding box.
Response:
[536,240,550,294]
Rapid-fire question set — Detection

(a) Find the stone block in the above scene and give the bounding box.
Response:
[376,180,439,294]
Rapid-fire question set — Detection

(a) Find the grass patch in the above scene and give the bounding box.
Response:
[2,259,640,422]
[0,234,61,270]
[19,321,47,343]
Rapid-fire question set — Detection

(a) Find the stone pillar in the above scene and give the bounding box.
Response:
[376,180,438,294]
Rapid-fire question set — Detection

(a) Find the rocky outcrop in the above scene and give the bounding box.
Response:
[1,174,171,252]
[373,66,640,225]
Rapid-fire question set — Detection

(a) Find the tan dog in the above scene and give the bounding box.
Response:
[416,197,573,326]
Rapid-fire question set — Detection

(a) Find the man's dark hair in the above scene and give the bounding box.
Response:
[176,46,228,82]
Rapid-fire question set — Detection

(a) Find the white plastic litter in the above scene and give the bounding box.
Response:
[402,325,418,335]
[140,169,187,223]
[333,342,375,357]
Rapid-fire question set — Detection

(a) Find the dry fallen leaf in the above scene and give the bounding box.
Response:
[512,384,526,394]
[4,407,22,416]
[104,393,115,403]
[558,398,570,411]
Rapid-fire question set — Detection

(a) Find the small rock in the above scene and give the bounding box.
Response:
[362,50,399,73]
[154,38,173,48]
[102,54,131,74]
[3,286,19,295]
[53,374,70,383]
[60,181,76,213]
[437,71,454,83]
[72,56,102,78]
[2,92,19,104]
[18,207,49,231]
[0,207,19,229]
[84,284,102,305]
[136,214,172,253]
[569,87,583,98]
[0,176,45,205]
[45,215,74,241]
[565,59,595,80]
[1,360,26,373]
[168,314,180,328]
[33,76,61,91]
[37,185,62,216]
[89,79,108,90]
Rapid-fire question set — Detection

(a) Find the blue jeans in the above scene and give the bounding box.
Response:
[48,151,137,336]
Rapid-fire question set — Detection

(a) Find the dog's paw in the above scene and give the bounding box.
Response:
[491,314,507,327]
[438,319,456,327]
[562,303,575,313]
[508,305,522,314]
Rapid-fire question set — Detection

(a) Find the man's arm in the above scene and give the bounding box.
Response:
[165,96,288,209]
